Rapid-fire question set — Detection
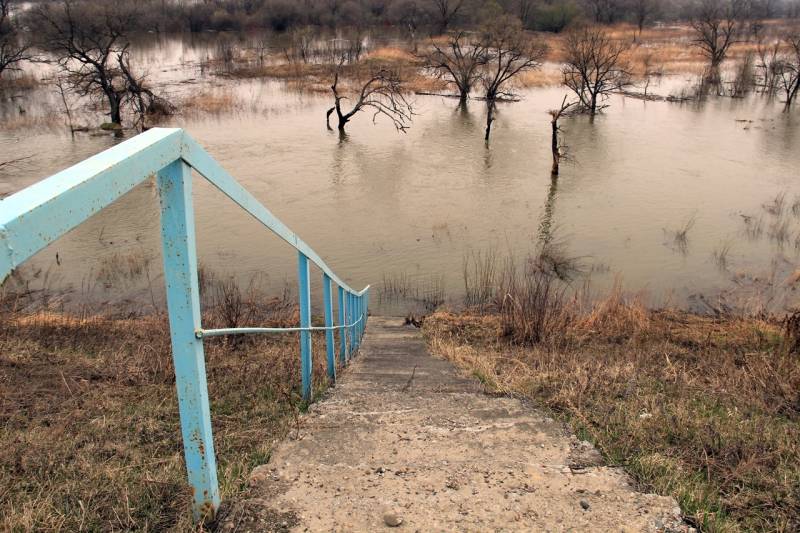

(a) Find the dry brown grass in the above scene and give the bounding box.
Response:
[211,21,799,98]
[182,91,239,114]
[0,292,340,530]
[364,46,418,63]
[0,73,40,91]
[515,67,564,88]
[425,296,800,532]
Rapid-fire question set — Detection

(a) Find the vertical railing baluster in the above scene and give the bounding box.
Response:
[353,293,358,353]
[356,296,362,347]
[348,292,354,356]
[338,285,346,364]
[323,273,335,382]
[297,252,312,402]
[157,160,220,522]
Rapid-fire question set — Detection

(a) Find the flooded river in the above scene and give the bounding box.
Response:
[2,34,799,315]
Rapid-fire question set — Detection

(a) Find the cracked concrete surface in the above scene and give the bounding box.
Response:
[219,317,686,532]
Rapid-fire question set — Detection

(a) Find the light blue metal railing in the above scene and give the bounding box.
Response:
[0,128,370,521]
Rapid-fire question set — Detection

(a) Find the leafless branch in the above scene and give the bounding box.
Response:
[561,25,631,115]
[689,0,746,80]
[422,31,487,101]
[326,67,414,134]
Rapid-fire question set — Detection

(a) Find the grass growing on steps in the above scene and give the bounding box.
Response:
[424,308,800,532]
[0,310,336,531]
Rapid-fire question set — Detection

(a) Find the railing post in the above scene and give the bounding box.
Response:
[298,252,312,402]
[356,296,362,348]
[323,273,335,382]
[365,291,369,330]
[348,292,355,356]
[338,285,347,364]
[157,160,220,522]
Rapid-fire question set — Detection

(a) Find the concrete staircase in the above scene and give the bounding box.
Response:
[220,317,684,532]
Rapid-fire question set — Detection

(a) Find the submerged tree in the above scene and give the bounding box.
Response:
[35,1,170,129]
[326,68,414,134]
[0,0,30,79]
[117,46,175,131]
[35,0,138,126]
[424,31,487,102]
[755,25,782,94]
[481,16,547,140]
[562,26,631,115]
[689,0,745,81]
[775,32,800,109]
[549,95,576,176]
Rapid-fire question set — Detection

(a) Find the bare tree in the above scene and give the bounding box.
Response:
[549,95,576,176]
[690,0,745,79]
[775,32,800,109]
[562,26,631,115]
[117,46,174,131]
[35,0,138,126]
[480,17,547,140]
[430,0,464,34]
[290,26,314,63]
[0,0,30,79]
[630,0,657,37]
[755,26,782,94]
[639,51,663,96]
[326,68,414,134]
[55,75,77,134]
[423,31,487,102]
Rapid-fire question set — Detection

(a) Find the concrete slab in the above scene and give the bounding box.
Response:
[219,317,685,532]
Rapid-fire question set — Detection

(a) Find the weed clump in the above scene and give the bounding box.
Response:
[425,290,800,532]
[0,279,334,530]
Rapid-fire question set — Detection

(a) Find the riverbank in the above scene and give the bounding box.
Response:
[423,300,800,532]
[0,302,337,531]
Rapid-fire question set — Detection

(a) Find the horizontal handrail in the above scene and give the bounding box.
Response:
[1,128,183,278]
[197,312,366,338]
[0,128,370,523]
[0,128,367,298]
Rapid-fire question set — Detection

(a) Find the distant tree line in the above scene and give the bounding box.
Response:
[14,0,800,35]
[2,0,797,133]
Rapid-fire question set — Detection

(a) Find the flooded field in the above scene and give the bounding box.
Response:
[2,33,799,315]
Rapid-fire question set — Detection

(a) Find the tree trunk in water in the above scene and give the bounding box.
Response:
[787,80,799,110]
[551,117,559,175]
[326,107,335,130]
[484,102,495,141]
[589,94,597,116]
[107,92,122,125]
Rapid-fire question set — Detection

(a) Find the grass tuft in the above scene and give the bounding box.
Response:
[425,302,800,532]
[0,288,336,530]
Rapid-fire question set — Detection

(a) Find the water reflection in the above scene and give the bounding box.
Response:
[2,35,800,315]
[537,173,558,246]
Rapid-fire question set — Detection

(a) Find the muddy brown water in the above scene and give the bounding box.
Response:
[1,34,799,315]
